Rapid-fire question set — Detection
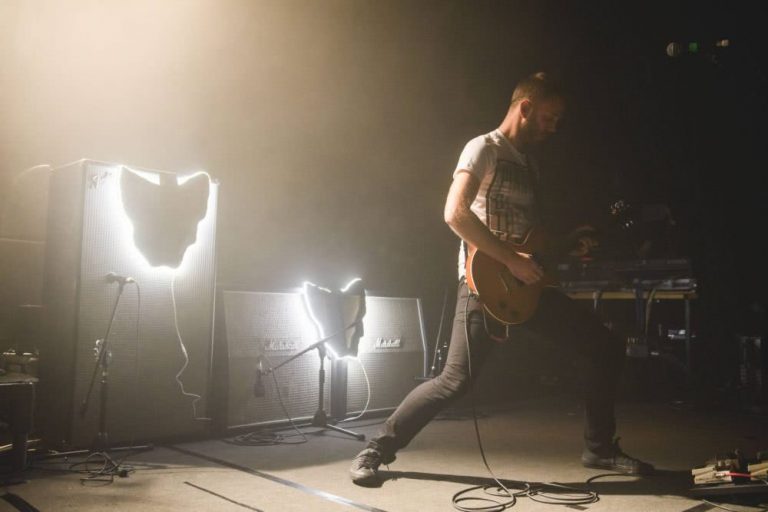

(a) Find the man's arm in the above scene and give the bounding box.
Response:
[444,171,543,285]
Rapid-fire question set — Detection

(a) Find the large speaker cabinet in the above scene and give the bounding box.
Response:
[40,159,218,448]
[216,290,427,430]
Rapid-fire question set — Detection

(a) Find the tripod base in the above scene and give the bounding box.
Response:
[299,409,365,441]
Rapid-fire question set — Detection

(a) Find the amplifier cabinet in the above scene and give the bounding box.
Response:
[218,290,329,429]
[40,160,218,448]
[347,296,427,416]
[216,291,427,430]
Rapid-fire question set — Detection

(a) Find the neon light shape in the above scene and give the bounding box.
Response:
[119,166,213,270]
[302,278,365,360]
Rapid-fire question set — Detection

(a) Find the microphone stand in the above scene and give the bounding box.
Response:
[259,321,364,440]
[38,279,152,482]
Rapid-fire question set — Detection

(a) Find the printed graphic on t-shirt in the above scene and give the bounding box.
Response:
[485,159,537,241]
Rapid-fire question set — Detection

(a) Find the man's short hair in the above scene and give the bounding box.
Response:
[511,72,564,105]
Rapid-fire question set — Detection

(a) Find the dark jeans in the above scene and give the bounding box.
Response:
[369,279,626,459]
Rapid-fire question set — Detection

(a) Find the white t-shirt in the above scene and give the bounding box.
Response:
[453,129,539,278]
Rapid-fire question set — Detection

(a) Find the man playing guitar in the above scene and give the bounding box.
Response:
[350,72,654,486]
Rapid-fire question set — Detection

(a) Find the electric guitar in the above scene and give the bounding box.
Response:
[464,228,577,326]
[465,199,637,326]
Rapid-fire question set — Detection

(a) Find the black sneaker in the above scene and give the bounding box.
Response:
[581,438,655,475]
[349,447,394,486]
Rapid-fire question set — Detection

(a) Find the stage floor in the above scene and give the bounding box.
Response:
[4,397,768,511]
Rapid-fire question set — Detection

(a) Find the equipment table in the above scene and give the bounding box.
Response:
[563,287,697,377]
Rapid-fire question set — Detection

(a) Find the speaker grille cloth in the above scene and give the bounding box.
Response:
[223,291,329,427]
[347,296,425,413]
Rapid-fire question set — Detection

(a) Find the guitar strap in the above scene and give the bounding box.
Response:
[460,153,536,343]
[527,153,544,227]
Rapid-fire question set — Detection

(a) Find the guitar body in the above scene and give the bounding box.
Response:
[465,229,559,326]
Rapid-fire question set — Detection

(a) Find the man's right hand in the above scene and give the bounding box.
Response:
[504,253,543,285]
[445,172,544,286]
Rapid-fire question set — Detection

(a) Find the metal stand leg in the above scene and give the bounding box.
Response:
[36,280,153,480]
[300,348,364,441]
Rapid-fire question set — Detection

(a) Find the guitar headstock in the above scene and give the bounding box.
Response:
[609,199,637,231]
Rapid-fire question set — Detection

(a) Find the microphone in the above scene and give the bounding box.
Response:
[106,272,135,284]
[253,358,265,398]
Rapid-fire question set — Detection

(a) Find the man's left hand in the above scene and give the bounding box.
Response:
[567,225,598,257]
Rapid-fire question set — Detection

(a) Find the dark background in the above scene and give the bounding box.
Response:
[1,0,766,393]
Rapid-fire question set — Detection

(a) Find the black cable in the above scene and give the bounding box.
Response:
[585,472,627,485]
[451,285,599,511]
[429,286,451,377]
[452,293,520,511]
[28,458,186,474]
[71,452,132,485]
[225,430,304,447]
[525,481,599,505]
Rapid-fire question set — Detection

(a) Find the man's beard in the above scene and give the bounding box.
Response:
[518,122,544,151]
